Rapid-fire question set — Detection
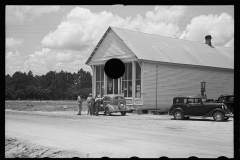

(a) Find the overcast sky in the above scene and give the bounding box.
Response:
[6,5,234,76]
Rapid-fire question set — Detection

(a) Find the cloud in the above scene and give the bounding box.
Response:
[6,50,20,59]
[6,5,60,24]
[145,6,187,24]
[5,51,25,75]
[178,13,234,46]
[41,6,188,51]
[6,37,24,49]
[22,48,92,75]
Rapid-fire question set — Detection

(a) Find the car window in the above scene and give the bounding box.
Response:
[219,97,226,102]
[115,96,124,101]
[229,97,234,102]
[175,98,187,104]
[188,98,194,104]
[104,97,110,101]
[195,99,201,104]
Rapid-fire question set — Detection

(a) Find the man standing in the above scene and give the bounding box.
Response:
[95,94,101,116]
[86,93,94,115]
[77,95,83,115]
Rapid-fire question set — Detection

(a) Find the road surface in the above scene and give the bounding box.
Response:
[5,109,233,158]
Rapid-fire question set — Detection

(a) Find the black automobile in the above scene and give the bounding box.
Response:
[169,96,231,121]
[214,94,234,113]
[99,94,134,116]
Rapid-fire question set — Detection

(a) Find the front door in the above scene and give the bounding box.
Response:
[107,77,119,94]
[187,98,205,116]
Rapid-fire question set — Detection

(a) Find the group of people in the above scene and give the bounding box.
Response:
[77,93,104,116]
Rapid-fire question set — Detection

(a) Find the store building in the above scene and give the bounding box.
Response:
[85,27,234,112]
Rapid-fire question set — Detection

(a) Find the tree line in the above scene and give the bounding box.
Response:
[5,68,92,100]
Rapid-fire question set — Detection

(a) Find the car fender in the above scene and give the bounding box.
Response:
[172,108,185,115]
[203,108,225,117]
[105,104,115,112]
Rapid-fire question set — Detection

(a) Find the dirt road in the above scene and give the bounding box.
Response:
[5,109,233,158]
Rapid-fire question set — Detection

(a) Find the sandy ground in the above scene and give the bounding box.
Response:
[5,109,233,158]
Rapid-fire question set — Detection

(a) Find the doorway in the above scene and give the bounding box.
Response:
[107,77,119,94]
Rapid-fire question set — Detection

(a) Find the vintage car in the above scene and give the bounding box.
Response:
[214,94,234,113]
[99,94,133,116]
[169,96,231,121]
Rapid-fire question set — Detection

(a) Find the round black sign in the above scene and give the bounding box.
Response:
[104,58,125,79]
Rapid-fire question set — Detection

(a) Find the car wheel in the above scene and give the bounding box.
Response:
[105,108,111,116]
[184,116,190,120]
[173,110,183,120]
[121,112,126,116]
[213,111,224,121]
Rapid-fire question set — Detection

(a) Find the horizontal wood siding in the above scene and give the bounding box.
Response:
[143,62,234,110]
[142,63,157,109]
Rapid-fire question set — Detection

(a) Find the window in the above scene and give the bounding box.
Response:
[176,98,187,104]
[188,98,201,104]
[229,97,234,102]
[115,96,124,101]
[107,77,113,94]
[135,62,141,98]
[188,99,194,104]
[122,63,132,97]
[96,66,104,96]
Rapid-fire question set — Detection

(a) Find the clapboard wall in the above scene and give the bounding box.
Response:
[142,62,234,110]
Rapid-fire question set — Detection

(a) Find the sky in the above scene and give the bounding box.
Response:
[5,5,234,76]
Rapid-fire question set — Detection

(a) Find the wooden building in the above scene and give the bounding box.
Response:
[85,27,234,112]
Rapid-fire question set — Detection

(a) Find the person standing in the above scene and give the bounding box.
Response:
[77,95,83,115]
[95,94,101,116]
[86,93,94,115]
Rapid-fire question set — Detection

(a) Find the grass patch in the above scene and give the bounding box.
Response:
[5,100,88,112]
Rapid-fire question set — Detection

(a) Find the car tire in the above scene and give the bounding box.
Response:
[105,108,111,116]
[173,110,183,120]
[213,111,224,121]
[121,112,126,116]
[184,116,190,120]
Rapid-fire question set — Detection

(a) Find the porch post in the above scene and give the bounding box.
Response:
[92,65,96,97]
[104,71,107,95]
[118,78,121,95]
[132,61,136,100]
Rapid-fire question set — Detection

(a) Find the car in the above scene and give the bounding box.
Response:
[99,94,134,116]
[214,94,234,113]
[169,96,231,121]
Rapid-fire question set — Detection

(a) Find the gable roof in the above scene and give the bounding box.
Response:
[86,27,234,69]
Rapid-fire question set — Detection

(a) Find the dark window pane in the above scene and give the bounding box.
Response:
[136,62,141,80]
[101,65,104,81]
[96,82,100,96]
[101,82,104,95]
[128,81,132,97]
[114,79,118,94]
[128,63,132,80]
[122,81,127,97]
[107,77,113,94]
[123,63,127,80]
[96,66,100,81]
[135,80,141,98]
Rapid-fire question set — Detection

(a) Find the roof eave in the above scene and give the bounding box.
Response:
[85,27,112,65]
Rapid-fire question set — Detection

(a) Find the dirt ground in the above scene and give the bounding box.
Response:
[5,108,233,158]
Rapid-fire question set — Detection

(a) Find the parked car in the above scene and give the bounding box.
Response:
[169,96,231,121]
[214,94,234,113]
[99,94,134,116]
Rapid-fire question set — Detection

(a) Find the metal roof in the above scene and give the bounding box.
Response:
[86,27,234,69]
[111,27,234,69]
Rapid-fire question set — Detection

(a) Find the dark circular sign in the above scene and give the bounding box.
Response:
[104,58,125,79]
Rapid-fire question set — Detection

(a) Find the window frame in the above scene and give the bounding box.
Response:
[121,63,132,98]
